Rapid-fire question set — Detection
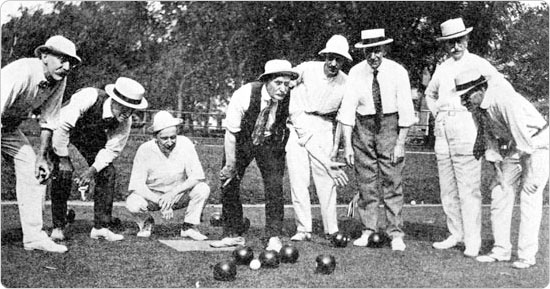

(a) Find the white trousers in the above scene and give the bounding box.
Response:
[1,129,50,244]
[489,148,549,264]
[434,111,482,254]
[125,182,210,226]
[286,128,338,234]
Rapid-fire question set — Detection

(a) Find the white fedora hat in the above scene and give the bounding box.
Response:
[354,29,393,49]
[34,35,81,64]
[453,69,488,96]
[318,34,353,61]
[105,77,148,110]
[436,18,473,42]
[148,110,183,133]
[258,59,299,82]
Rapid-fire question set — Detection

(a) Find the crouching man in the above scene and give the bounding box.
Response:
[125,111,210,240]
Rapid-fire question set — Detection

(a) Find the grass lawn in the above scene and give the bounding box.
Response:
[1,204,548,288]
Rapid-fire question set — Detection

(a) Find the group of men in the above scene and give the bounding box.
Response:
[1,17,547,271]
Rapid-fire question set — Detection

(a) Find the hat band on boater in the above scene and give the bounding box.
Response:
[113,88,141,105]
[360,36,387,46]
[456,76,486,91]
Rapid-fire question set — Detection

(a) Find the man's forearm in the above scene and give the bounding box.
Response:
[224,130,237,167]
[38,129,53,158]
[396,127,409,146]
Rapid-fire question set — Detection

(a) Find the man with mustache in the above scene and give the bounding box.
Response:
[337,29,416,251]
[286,35,351,242]
[211,60,298,250]
[1,35,80,253]
[49,77,148,242]
[425,18,506,257]
[125,111,210,240]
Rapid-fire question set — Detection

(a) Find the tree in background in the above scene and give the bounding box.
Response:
[2,1,547,118]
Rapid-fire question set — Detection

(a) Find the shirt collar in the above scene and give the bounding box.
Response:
[103,97,114,119]
[366,58,386,74]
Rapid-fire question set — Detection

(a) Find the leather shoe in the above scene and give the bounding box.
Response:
[24,238,68,253]
[90,228,124,241]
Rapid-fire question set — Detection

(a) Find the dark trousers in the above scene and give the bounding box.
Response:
[352,113,405,239]
[50,143,116,229]
[222,138,286,239]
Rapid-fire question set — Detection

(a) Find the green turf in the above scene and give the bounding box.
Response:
[1,204,548,288]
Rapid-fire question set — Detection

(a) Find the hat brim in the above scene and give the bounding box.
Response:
[34,45,82,64]
[436,27,473,41]
[318,50,353,61]
[454,77,488,96]
[147,118,183,133]
[106,84,148,110]
[355,38,393,49]
[258,71,299,82]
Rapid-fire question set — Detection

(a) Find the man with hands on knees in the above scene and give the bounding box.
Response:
[50,77,148,242]
[337,28,416,251]
[125,111,210,240]
[456,69,549,269]
[1,35,80,253]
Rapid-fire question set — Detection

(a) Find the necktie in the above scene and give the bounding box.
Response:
[473,109,488,160]
[372,69,383,132]
[251,100,276,146]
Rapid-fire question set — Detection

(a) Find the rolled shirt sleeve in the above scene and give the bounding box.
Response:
[52,88,98,157]
[92,117,132,172]
[224,83,252,133]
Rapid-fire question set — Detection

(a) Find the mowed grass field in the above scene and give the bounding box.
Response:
[2,122,548,205]
[1,204,549,288]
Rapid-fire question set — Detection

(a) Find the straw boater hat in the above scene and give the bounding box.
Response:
[34,35,81,64]
[257,59,299,82]
[148,111,183,133]
[436,18,473,42]
[105,77,148,110]
[354,29,393,49]
[453,69,488,96]
[318,35,353,61]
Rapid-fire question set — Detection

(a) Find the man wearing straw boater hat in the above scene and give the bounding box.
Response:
[337,28,416,251]
[286,35,351,242]
[425,18,507,258]
[211,59,298,250]
[50,77,148,242]
[125,111,210,240]
[1,35,80,253]
[455,69,549,269]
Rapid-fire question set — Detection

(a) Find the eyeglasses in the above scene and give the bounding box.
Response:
[444,36,467,47]
[363,47,383,55]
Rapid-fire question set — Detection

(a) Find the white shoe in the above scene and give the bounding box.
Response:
[433,236,460,250]
[353,231,371,247]
[290,231,311,242]
[24,238,68,253]
[391,237,406,251]
[90,228,124,241]
[476,252,511,263]
[50,228,65,241]
[181,228,208,241]
[136,218,153,238]
[512,259,535,269]
[210,236,245,248]
[266,236,283,252]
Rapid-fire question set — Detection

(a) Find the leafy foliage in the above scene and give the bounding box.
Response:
[1,1,548,115]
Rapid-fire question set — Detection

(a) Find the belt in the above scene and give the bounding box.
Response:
[438,110,469,116]
[355,112,397,119]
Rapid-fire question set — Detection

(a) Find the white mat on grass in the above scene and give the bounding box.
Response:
[159,239,236,252]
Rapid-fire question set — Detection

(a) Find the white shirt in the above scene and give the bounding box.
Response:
[337,58,416,127]
[52,87,132,172]
[425,50,504,115]
[481,80,548,158]
[1,58,66,131]
[289,61,347,145]
[224,83,279,135]
[128,136,206,194]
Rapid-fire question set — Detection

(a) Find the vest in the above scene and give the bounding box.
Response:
[236,82,289,147]
[70,89,118,151]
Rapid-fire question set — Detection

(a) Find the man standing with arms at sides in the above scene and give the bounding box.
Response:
[425,18,506,257]
[1,35,80,253]
[337,28,416,251]
[287,35,351,242]
[456,69,548,269]
[50,77,148,242]
[211,60,298,251]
